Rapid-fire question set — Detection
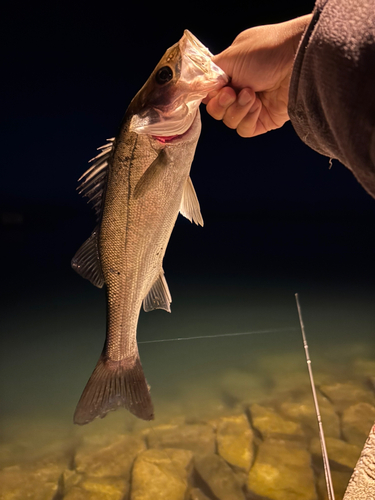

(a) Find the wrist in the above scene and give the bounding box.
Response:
[285,14,314,52]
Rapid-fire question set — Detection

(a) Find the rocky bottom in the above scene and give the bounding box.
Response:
[1,349,375,500]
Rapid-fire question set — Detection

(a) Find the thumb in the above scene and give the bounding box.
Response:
[211,49,234,79]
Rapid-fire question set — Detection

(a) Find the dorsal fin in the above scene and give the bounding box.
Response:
[143,271,172,313]
[77,138,115,219]
[180,176,204,226]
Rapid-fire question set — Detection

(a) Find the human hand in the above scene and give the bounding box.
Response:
[204,15,312,137]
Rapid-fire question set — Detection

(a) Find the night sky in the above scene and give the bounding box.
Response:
[2,0,375,306]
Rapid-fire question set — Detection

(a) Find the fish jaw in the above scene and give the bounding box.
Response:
[129,30,228,137]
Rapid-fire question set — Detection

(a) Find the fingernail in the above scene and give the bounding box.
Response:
[219,91,234,107]
[238,89,252,106]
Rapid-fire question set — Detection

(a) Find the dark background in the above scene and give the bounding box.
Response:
[2,0,375,309]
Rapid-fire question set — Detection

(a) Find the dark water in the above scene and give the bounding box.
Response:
[1,204,374,457]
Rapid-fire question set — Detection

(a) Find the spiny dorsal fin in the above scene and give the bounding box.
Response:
[143,271,172,313]
[134,149,168,199]
[180,176,204,226]
[71,227,104,288]
[77,138,115,219]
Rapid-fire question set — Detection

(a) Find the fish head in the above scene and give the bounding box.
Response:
[129,30,228,138]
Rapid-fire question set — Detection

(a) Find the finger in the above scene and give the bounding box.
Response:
[205,87,237,120]
[236,98,263,138]
[202,90,218,105]
[222,88,256,129]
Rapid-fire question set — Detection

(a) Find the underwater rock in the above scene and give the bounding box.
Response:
[189,487,211,500]
[216,414,254,472]
[317,470,352,500]
[0,457,65,500]
[178,379,229,421]
[247,439,317,500]
[194,453,246,500]
[220,369,269,404]
[257,352,310,392]
[63,476,128,500]
[319,382,375,413]
[146,424,216,455]
[269,372,311,394]
[63,469,83,491]
[341,402,375,447]
[279,393,340,439]
[250,403,305,441]
[310,436,361,470]
[131,448,193,500]
[0,444,17,470]
[74,434,145,478]
[352,358,375,378]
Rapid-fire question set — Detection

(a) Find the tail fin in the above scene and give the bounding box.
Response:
[74,354,154,425]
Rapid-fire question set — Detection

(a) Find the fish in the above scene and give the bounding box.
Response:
[72,30,228,425]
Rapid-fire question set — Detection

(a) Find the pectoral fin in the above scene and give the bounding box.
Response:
[71,227,104,288]
[180,176,204,226]
[134,149,168,199]
[143,271,172,313]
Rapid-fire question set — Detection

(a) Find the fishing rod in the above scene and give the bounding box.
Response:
[295,293,335,500]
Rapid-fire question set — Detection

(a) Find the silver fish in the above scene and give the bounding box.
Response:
[72,30,228,425]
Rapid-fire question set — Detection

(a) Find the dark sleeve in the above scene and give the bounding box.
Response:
[288,0,375,198]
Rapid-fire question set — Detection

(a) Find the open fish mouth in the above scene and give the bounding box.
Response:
[130,30,228,138]
[180,30,228,91]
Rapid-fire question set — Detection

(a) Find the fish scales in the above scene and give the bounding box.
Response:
[101,117,200,360]
[72,30,228,424]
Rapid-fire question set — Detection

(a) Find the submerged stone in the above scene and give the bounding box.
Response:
[279,393,340,439]
[194,453,246,500]
[220,369,269,404]
[216,414,254,472]
[131,448,193,500]
[146,424,215,455]
[352,358,375,378]
[250,403,305,441]
[341,402,375,447]
[319,382,375,413]
[64,476,128,500]
[74,434,145,478]
[189,487,211,500]
[63,469,82,491]
[310,436,361,470]
[247,439,317,500]
[0,457,65,500]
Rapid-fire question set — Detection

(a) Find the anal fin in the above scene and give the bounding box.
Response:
[71,227,104,288]
[143,271,172,313]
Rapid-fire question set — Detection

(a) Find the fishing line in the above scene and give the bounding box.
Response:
[138,326,298,344]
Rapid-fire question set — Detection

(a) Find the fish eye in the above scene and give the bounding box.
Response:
[155,66,173,85]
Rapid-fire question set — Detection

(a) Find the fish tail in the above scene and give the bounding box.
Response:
[73,354,154,425]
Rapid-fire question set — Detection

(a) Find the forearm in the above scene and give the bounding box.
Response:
[288,0,375,197]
